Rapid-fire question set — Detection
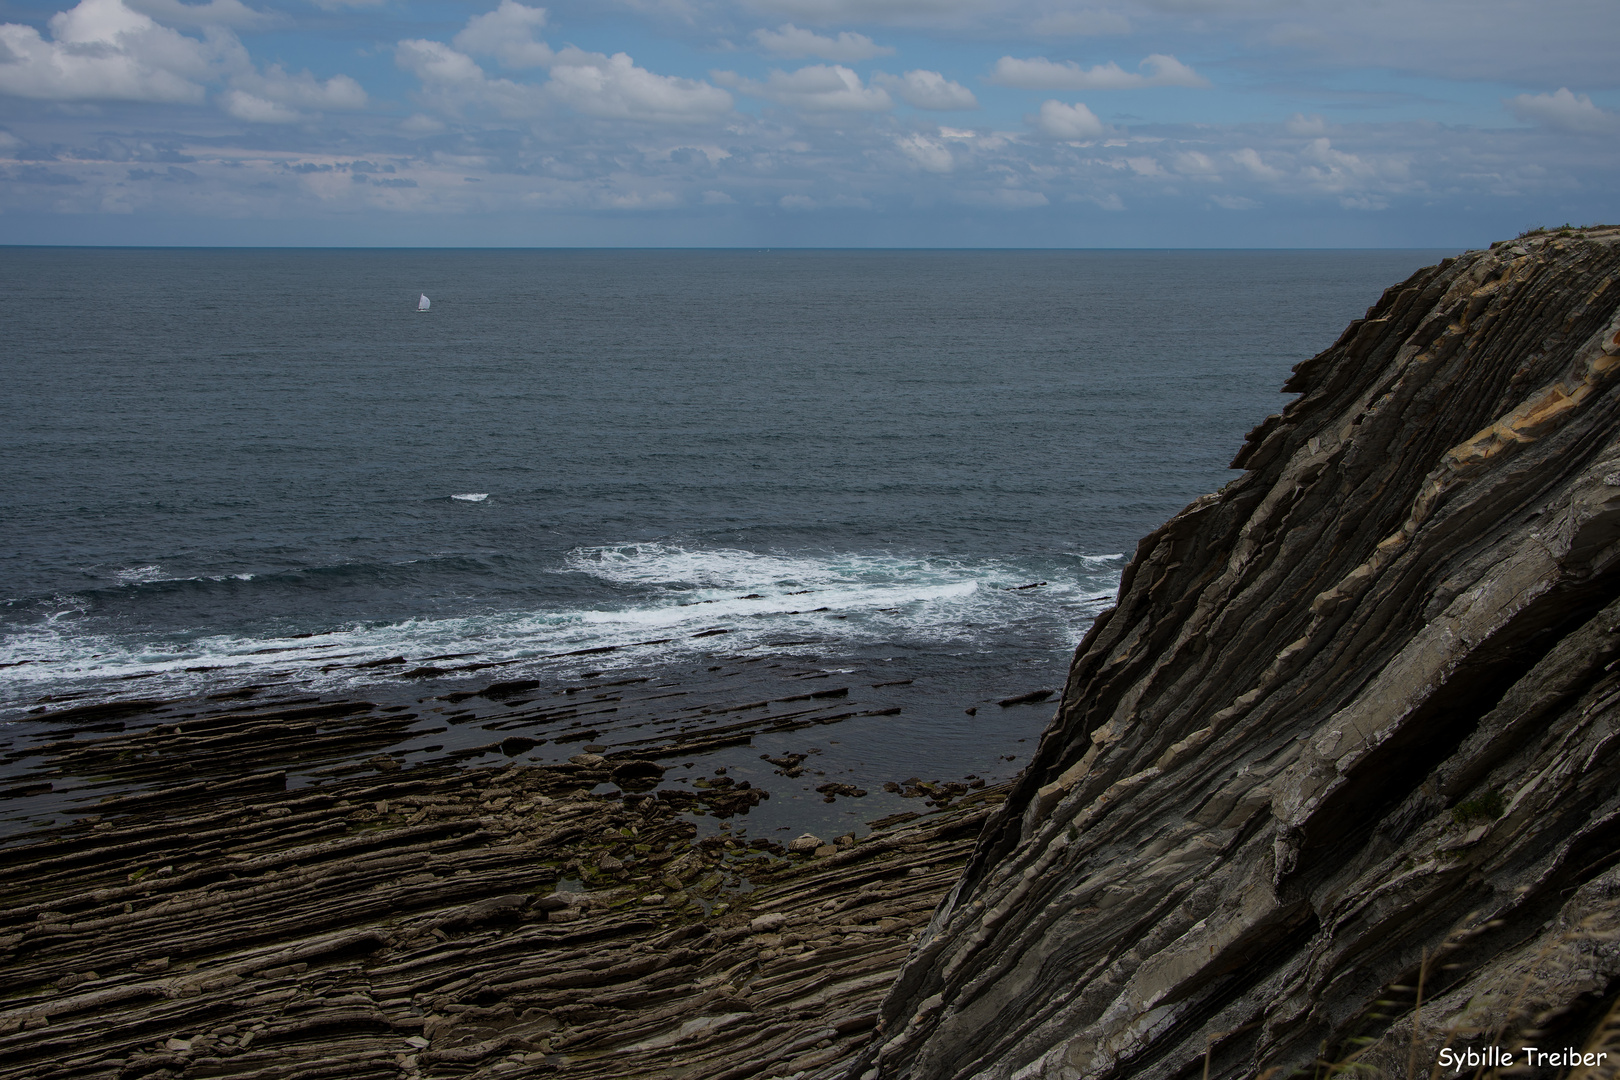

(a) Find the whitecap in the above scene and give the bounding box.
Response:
[1,541,1129,713]
[451,493,489,503]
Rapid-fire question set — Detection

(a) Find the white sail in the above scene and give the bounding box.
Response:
[418,294,431,311]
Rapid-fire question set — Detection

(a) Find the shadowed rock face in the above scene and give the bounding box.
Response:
[866,229,1620,1080]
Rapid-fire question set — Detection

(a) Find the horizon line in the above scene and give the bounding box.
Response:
[0,243,1463,252]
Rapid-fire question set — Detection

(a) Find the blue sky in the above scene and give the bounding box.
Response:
[0,0,1615,246]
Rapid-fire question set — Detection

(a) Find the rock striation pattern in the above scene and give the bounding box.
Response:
[865,228,1620,1079]
[0,751,1005,1079]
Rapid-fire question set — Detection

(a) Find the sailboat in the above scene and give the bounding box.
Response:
[417,294,431,312]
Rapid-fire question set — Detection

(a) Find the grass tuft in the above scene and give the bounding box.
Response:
[1451,791,1505,826]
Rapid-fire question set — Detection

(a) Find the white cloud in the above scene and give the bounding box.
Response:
[400,113,445,133]
[220,88,298,122]
[960,186,1048,208]
[127,0,269,29]
[873,69,977,110]
[771,191,874,211]
[989,53,1209,90]
[0,0,232,103]
[1172,149,1220,177]
[0,0,372,122]
[548,48,733,123]
[1256,0,1620,87]
[1030,9,1131,36]
[740,0,991,25]
[396,38,545,118]
[595,188,678,209]
[721,64,892,112]
[1031,99,1104,139]
[402,16,731,125]
[1506,88,1616,134]
[895,132,953,171]
[1211,193,1259,209]
[397,38,491,87]
[454,0,552,69]
[1231,146,1279,179]
[228,63,365,119]
[1284,113,1326,136]
[1298,136,1393,194]
[751,23,892,61]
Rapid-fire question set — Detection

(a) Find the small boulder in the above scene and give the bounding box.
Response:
[500,736,539,757]
[997,689,1054,708]
[787,833,825,854]
[480,679,541,699]
[534,894,578,912]
[610,760,665,792]
[750,912,790,933]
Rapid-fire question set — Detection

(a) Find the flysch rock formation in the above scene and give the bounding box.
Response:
[0,748,1007,1080]
[864,228,1620,1080]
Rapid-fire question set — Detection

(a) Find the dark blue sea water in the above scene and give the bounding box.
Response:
[0,248,1443,734]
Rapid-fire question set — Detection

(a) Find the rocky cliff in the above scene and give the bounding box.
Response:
[864,228,1620,1080]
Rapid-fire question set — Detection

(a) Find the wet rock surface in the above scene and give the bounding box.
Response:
[867,230,1620,1079]
[0,646,1027,1078]
[2,653,1039,842]
[0,746,1007,1079]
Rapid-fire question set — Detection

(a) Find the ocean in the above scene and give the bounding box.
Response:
[0,247,1448,831]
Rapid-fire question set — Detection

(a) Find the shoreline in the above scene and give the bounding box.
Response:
[0,653,1032,1077]
[0,643,1055,841]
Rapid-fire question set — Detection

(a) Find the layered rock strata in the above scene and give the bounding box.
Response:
[0,750,1006,1079]
[866,228,1620,1079]
[2,658,939,838]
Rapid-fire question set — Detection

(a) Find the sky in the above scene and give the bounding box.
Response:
[0,0,1615,246]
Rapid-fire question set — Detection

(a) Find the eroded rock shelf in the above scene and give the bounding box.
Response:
[0,747,1005,1080]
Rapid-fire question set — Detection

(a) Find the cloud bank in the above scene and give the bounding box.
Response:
[990,53,1209,90]
[0,0,1614,245]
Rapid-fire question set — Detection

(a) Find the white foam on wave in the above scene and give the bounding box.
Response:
[566,542,1052,595]
[102,568,261,589]
[1,543,1125,712]
[575,579,979,630]
[451,493,489,503]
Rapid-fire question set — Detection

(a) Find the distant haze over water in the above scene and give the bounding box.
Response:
[1,248,1447,718]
